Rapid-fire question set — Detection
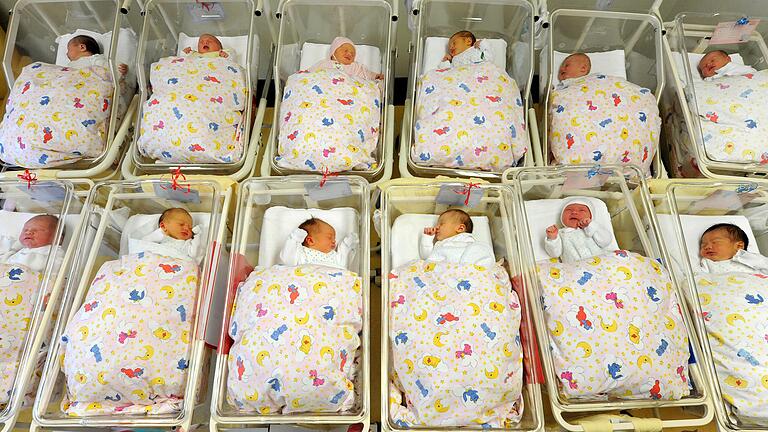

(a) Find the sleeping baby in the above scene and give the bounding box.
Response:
[128,208,204,264]
[545,198,612,263]
[697,50,756,80]
[438,30,493,69]
[557,52,591,81]
[420,209,495,266]
[699,223,768,273]
[66,34,128,77]
[182,33,230,58]
[0,214,64,272]
[279,217,359,270]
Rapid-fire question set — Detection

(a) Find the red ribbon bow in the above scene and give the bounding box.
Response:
[161,167,190,193]
[319,167,339,188]
[17,169,37,189]
[454,182,480,206]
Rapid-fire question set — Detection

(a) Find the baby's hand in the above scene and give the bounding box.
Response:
[474,39,482,48]
[219,50,229,58]
[546,225,558,240]
[375,73,384,80]
[182,47,192,54]
[578,218,592,229]
[424,227,438,236]
[118,63,128,76]
[442,54,453,62]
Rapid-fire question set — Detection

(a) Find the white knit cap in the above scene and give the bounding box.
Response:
[559,197,594,227]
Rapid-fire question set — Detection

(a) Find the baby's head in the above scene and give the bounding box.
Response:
[299,218,337,253]
[447,31,476,58]
[558,53,591,81]
[198,34,223,54]
[700,223,748,262]
[159,208,194,240]
[434,209,473,241]
[20,215,60,249]
[560,199,593,229]
[698,50,731,79]
[66,35,101,61]
[330,37,357,66]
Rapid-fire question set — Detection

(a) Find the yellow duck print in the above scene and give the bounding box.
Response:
[184,94,198,102]
[299,334,312,354]
[628,322,641,345]
[549,267,561,280]
[724,375,749,388]
[153,327,172,340]
[422,355,441,368]
[489,302,505,313]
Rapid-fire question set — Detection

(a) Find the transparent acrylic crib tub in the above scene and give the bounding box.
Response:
[0,179,90,432]
[379,180,544,432]
[1,0,141,179]
[210,175,371,431]
[262,0,396,187]
[504,165,713,431]
[399,0,539,180]
[31,178,231,431]
[651,179,768,432]
[538,9,667,179]
[661,12,768,179]
[123,0,271,180]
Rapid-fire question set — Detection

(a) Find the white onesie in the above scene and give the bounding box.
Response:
[279,228,358,270]
[700,249,768,274]
[67,53,109,70]
[544,225,612,264]
[705,62,757,81]
[419,232,495,267]
[0,235,64,272]
[128,226,205,264]
[437,40,494,69]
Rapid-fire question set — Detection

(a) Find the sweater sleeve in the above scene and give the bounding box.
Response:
[337,232,359,270]
[477,39,493,63]
[419,233,435,260]
[279,228,308,266]
[544,236,562,259]
[583,223,612,248]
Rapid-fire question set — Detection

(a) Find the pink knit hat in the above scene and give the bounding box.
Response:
[329,36,355,60]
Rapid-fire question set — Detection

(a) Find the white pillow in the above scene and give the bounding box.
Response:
[389,214,494,269]
[257,206,360,268]
[552,49,627,83]
[0,209,82,250]
[523,197,620,262]
[119,212,211,256]
[176,32,254,68]
[55,27,138,68]
[420,37,507,75]
[672,52,746,84]
[298,42,382,74]
[654,214,759,271]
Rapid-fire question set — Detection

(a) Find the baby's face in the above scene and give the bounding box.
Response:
[434,213,464,241]
[448,35,472,58]
[161,211,194,240]
[20,218,56,249]
[66,40,91,62]
[561,204,591,228]
[558,56,590,81]
[198,34,222,54]
[700,229,743,262]
[333,43,356,65]
[698,51,730,78]
[307,222,337,253]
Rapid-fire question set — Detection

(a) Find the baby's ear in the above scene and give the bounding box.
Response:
[457,224,466,233]
[305,235,315,246]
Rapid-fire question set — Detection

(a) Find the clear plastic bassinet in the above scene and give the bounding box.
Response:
[209,175,371,431]
[0,179,90,432]
[31,178,231,431]
[399,0,538,180]
[261,0,397,187]
[0,0,141,179]
[538,8,667,179]
[503,165,714,431]
[121,0,272,180]
[660,12,768,179]
[648,178,768,432]
[379,179,544,432]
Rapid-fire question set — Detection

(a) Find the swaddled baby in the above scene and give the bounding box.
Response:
[545,198,612,263]
[420,209,495,266]
[0,214,64,272]
[437,30,494,69]
[128,208,204,264]
[698,50,756,80]
[279,217,358,270]
[182,33,231,59]
[698,223,768,273]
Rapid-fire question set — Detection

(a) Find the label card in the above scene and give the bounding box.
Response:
[154,183,201,203]
[188,2,225,22]
[435,184,485,207]
[305,179,353,201]
[16,183,67,202]
[562,168,610,191]
[686,189,757,213]
[710,19,760,45]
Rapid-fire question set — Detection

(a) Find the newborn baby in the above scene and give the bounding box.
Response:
[437,30,493,69]
[308,37,383,81]
[0,215,64,272]
[66,34,128,76]
[128,208,204,263]
[697,50,756,80]
[279,217,359,270]
[699,223,768,273]
[420,209,495,266]
[545,198,612,263]
[182,33,230,58]
[557,52,591,81]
